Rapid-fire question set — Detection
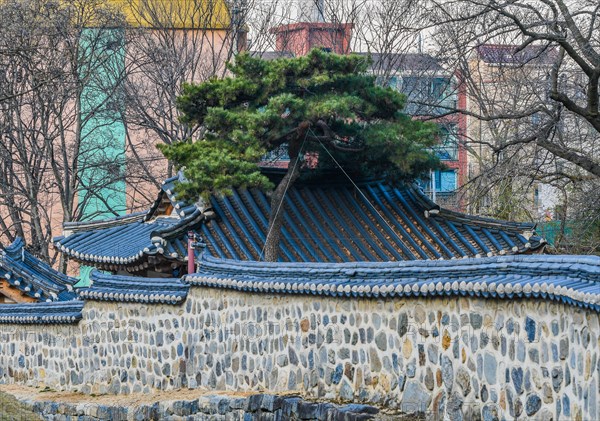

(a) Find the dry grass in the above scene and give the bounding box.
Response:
[0,390,41,421]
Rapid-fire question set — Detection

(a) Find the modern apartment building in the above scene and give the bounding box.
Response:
[464,44,560,219]
[0,0,240,279]
[366,53,468,211]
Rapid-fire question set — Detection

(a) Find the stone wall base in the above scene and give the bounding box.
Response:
[21,393,390,421]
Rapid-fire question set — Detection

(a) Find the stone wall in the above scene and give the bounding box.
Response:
[25,394,382,421]
[0,288,598,420]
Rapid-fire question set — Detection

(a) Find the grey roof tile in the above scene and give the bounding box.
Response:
[185,254,599,311]
[0,237,78,303]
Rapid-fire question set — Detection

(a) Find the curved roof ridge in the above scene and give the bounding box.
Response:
[194,253,600,274]
[90,270,183,285]
[408,184,537,230]
[185,254,600,312]
[0,300,83,324]
[145,171,200,221]
[3,236,25,256]
[1,238,78,302]
[151,208,205,240]
[78,270,189,304]
[61,211,148,233]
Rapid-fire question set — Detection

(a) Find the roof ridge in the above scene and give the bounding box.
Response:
[195,253,600,271]
[1,238,78,302]
[3,237,25,258]
[79,269,189,304]
[185,254,600,312]
[0,300,83,324]
[62,211,147,232]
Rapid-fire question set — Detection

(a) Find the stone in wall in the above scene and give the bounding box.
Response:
[0,289,598,421]
[22,393,383,421]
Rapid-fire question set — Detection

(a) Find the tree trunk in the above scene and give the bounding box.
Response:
[263,122,309,261]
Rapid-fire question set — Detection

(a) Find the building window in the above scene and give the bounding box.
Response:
[534,185,540,208]
[437,170,457,192]
[431,77,447,100]
[420,169,457,193]
[436,125,458,161]
[262,143,290,162]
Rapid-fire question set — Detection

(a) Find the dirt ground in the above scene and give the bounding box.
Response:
[0,384,280,407]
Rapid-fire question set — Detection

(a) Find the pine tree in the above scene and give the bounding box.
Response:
[159,49,441,261]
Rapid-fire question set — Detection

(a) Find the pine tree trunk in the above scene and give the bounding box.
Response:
[263,123,309,261]
[263,161,301,261]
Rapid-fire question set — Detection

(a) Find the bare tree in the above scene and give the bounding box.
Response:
[116,0,249,208]
[408,0,600,250]
[423,0,600,177]
[0,0,265,263]
[0,0,129,261]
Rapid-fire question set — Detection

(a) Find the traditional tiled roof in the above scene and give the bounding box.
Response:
[146,173,200,221]
[186,254,600,311]
[476,44,558,65]
[359,52,445,73]
[0,237,78,303]
[201,180,545,262]
[0,301,84,324]
[78,270,188,304]
[53,173,204,271]
[53,173,545,270]
[250,51,295,60]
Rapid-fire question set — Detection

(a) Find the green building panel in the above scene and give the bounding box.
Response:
[77,28,127,285]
